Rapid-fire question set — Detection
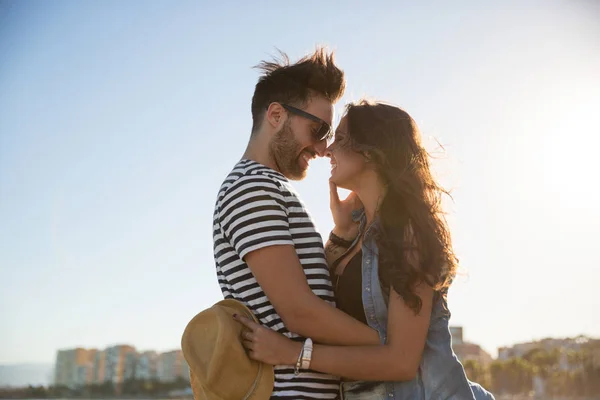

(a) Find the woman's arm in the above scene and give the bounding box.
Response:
[308,225,432,380]
[307,283,433,381]
[237,282,433,381]
[324,226,357,267]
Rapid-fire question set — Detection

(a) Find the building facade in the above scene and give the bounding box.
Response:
[54,346,190,389]
[450,326,493,366]
[135,351,158,381]
[54,348,97,388]
[157,350,189,382]
[103,344,136,387]
[92,350,106,384]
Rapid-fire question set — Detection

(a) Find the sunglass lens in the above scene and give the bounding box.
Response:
[317,125,332,141]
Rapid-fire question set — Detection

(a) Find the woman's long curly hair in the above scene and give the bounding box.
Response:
[344,100,458,314]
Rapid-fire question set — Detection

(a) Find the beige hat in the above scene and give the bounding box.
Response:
[181,299,274,400]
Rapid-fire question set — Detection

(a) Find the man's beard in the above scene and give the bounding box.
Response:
[269,120,306,180]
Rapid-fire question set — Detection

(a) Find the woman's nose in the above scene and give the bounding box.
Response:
[324,143,334,158]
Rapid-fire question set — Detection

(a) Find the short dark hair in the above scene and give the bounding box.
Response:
[250,47,346,133]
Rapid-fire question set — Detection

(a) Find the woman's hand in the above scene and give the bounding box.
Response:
[234,314,303,366]
[330,180,361,239]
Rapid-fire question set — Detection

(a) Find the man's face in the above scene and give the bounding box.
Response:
[269,96,334,180]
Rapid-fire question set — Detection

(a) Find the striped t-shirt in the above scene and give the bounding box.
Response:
[213,159,340,399]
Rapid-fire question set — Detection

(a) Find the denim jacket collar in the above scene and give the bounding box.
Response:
[351,207,364,222]
[351,207,382,243]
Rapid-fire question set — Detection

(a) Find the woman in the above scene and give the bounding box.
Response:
[235,100,494,400]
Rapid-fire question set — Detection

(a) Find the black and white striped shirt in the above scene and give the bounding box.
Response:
[213,159,340,399]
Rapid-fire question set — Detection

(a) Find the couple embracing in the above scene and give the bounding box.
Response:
[182,48,495,400]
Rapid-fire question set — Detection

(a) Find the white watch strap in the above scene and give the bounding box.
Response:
[301,338,313,370]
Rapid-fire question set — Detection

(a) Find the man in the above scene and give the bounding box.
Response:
[212,48,379,398]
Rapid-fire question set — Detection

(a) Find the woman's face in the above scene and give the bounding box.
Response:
[327,116,368,190]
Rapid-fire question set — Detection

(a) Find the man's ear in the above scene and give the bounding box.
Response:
[266,102,285,130]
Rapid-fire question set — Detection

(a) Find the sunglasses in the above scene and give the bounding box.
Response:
[280,103,333,142]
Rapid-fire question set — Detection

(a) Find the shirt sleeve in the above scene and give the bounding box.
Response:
[217,176,294,260]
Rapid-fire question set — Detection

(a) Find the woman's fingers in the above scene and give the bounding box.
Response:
[233,314,259,331]
[241,330,253,340]
[329,180,340,208]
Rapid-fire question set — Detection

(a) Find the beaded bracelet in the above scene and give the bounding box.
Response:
[294,345,304,375]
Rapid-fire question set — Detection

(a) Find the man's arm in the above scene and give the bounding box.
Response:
[245,245,380,346]
[218,178,379,346]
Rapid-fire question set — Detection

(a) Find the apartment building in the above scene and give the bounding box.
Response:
[103,344,136,386]
[54,345,190,388]
[54,348,96,388]
[157,350,189,383]
[92,350,106,384]
[454,342,494,365]
[450,326,493,366]
[123,351,138,381]
[135,351,158,381]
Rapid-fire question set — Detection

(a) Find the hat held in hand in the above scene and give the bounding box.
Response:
[181,299,274,399]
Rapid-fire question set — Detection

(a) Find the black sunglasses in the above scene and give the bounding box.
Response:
[280,103,333,142]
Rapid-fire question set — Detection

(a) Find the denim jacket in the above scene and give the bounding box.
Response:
[342,209,495,400]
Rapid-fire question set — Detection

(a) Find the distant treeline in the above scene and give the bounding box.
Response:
[0,376,191,399]
[464,346,600,396]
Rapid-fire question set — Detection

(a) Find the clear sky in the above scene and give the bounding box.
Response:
[1,0,599,364]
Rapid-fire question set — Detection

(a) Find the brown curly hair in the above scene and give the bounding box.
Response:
[343,100,458,314]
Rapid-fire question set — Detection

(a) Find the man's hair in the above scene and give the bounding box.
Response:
[250,47,346,133]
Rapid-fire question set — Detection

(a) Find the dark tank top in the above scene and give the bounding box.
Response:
[334,250,367,324]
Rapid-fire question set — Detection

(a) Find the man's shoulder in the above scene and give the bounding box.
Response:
[218,160,287,198]
[214,161,294,219]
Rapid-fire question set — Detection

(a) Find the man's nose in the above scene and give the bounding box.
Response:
[315,140,330,157]
[323,141,335,158]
